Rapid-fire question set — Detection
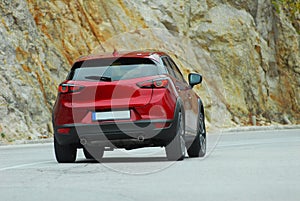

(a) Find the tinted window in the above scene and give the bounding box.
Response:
[167,57,185,82]
[161,57,176,77]
[67,58,158,81]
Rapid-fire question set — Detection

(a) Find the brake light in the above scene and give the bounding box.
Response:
[137,78,169,88]
[154,79,168,88]
[58,84,84,93]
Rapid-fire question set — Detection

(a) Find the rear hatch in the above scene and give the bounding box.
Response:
[60,57,159,123]
[68,78,154,109]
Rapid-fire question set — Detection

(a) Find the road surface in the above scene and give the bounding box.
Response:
[0,129,299,201]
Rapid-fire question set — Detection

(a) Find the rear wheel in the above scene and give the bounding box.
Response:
[187,112,206,157]
[83,147,94,159]
[84,146,104,161]
[54,137,77,163]
[165,112,185,161]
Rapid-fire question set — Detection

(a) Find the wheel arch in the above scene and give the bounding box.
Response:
[174,97,185,122]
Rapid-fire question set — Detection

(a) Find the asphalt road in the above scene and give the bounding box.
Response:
[0,129,299,201]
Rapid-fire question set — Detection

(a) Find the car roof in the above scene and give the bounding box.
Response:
[76,50,167,63]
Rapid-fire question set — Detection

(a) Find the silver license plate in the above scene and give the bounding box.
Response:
[92,110,130,121]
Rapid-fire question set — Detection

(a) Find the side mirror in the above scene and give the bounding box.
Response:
[188,73,202,88]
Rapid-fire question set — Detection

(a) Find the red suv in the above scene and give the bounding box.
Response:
[52,51,206,162]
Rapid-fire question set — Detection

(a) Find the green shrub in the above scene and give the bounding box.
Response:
[272,0,300,33]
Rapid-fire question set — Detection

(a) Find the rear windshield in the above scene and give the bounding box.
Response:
[67,58,158,81]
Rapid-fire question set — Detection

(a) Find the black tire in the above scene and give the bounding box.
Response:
[165,112,186,161]
[187,112,206,157]
[54,137,77,163]
[84,146,104,161]
[83,147,94,159]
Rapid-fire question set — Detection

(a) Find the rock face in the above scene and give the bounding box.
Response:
[0,0,299,142]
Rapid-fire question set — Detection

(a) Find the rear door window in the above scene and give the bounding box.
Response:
[167,57,186,83]
[162,56,186,83]
[161,57,176,78]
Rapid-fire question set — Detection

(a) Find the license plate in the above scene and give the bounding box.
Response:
[92,110,130,121]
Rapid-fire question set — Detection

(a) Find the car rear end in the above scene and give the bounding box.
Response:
[53,56,179,150]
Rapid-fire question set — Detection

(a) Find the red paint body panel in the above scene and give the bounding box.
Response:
[53,75,178,125]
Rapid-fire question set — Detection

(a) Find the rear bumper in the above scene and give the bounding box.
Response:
[54,119,177,148]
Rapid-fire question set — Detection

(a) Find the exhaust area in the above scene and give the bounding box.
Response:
[137,135,145,142]
[80,138,87,146]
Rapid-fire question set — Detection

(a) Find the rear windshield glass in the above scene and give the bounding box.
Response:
[67,58,158,81]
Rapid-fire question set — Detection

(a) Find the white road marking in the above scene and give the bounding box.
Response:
[216,138,300,149]
[0,160,53,171]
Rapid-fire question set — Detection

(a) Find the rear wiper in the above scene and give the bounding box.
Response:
[84,76,112,82]
[85,76,101,80]
[100,76,112,82]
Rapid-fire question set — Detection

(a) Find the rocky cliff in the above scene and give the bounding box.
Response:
[0,0,299,142]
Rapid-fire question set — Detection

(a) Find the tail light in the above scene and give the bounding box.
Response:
[58,84,84,93]
[137,78,169,88]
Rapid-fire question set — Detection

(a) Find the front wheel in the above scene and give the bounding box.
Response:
[165,112,186,161]
[187,112,206,158]
[54,137,77,163]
